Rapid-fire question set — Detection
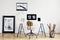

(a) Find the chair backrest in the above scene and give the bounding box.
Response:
[27,21,33,30]
[27,21,33,26]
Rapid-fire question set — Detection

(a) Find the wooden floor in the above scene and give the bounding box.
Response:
[0,33,60,40]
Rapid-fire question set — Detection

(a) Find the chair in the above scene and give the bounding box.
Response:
[26,21,37,39]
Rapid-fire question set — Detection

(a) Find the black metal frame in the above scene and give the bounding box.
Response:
[2,16,15,33]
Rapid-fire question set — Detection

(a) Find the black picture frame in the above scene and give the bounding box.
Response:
[27,14,37,20]
[16,2,28,11]
[2,16,15,33]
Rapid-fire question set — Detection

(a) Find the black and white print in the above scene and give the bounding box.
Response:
[16,3,28,11]
[2,16,15,33]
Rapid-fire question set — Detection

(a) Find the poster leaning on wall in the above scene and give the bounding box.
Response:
[2,16,15,33]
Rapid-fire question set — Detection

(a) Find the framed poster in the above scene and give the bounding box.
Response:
[2,16,15,33]
[27,14,37,20]
[16,2,28,11]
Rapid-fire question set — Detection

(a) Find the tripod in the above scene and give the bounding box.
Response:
[37,23,46,37]
[17,23,25,37]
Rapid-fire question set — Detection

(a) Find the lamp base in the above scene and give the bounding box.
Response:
[26,30,37,39]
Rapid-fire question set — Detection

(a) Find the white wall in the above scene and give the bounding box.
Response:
[0,0,60,33]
